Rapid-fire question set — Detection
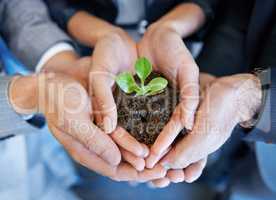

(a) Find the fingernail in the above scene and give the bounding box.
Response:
[146,155,156,169]
[103,116,113,134]
[186,117,194,130]
[142,144,149,158]
[147,182,156,189]
[161,162,171,170]
[136,160,145,171]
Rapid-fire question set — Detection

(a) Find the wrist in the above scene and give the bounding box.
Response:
[68,11,121,45]
[94,27,125,44]
[235,74,262,125]
[41,51,85,83]
[154,3,206,38]
[96,28,136,57]
[9,75,39,115]
[42,51,79,72]
[97,27,131,44]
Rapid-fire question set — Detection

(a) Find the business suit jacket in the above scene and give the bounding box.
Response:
[45,0,218,32]
[0,0,72,139]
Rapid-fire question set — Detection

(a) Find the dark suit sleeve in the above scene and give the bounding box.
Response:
[243,20,276,144]
[243,68,276,144]
[45,0,117,31]
[188,0,219,19]
[44,0,79,30]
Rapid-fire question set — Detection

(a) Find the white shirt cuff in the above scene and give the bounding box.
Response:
[35,43,75,73]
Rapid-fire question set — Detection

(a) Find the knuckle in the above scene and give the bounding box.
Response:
[113,127,126,139]
[151,146,162,157]
[159,168,168,178]
[83,132,98,152]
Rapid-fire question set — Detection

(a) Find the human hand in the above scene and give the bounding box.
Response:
[9,73,156,179]
[88,29,152,170]
[159,73,262,172]
[90,28,137,134]
[52,122,166,182]
[138,23,200,168]
[10,73,120,165]
[40,51,91,89]
[25,40,148,171]
[146,73,216,187]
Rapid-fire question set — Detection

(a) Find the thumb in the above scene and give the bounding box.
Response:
[177,66,200,130]
[160,130,207,169]
[90,72,117,134]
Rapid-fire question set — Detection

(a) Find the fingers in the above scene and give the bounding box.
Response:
[61,118,121,166]
[146,146,171,169]
[184,158,207,183]
[50,123,170,183]
[111,127,149,157]
[146,110,184,168]
[138,164,167,183]
[177,65,200,130]
[121,149,145,171]
[111,163,139,182]
[111,161,167,182]
[50,123,146,182]
[91,73,117,134]
[167,169,185,183]
[160,137,196,169]
[146,67,199,168]
[48,123,119,177]
[150,178,171,188]
[199,73,216,90]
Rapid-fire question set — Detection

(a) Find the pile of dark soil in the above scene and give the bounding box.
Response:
[114,73,184,146]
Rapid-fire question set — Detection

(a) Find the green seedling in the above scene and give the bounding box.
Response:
[116,57,168,96]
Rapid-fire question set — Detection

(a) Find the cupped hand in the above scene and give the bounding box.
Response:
[52,122,167,182]
[88,29,153,171]
[36,73,122,166]
[41,47,149,172]
[37,73,157,180]
[149,157,207,188]
[138,23,200,168]
[90,29,137,134]
[147,73,216,187]
[160,73,262,171]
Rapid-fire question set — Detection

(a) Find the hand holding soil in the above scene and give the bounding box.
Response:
[89,27,202,184]
[138,25,200,169]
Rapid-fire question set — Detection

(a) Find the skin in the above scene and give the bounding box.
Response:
[40,50,149,171]
[160,74,262,170]
[44,3,262,187]
[149,73,214,187]
[64,2,209,184]
[8,72,166,181]
[1,1,214,185]
[66,11,147,172]
[137,3,209,184]
[149,73,262,188]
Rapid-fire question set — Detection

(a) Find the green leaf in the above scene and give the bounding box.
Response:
[135,57,152,83]
[145,77,168,95]
[115,72,140,94]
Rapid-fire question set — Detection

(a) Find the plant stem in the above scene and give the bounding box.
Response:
[141,79,146,95]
